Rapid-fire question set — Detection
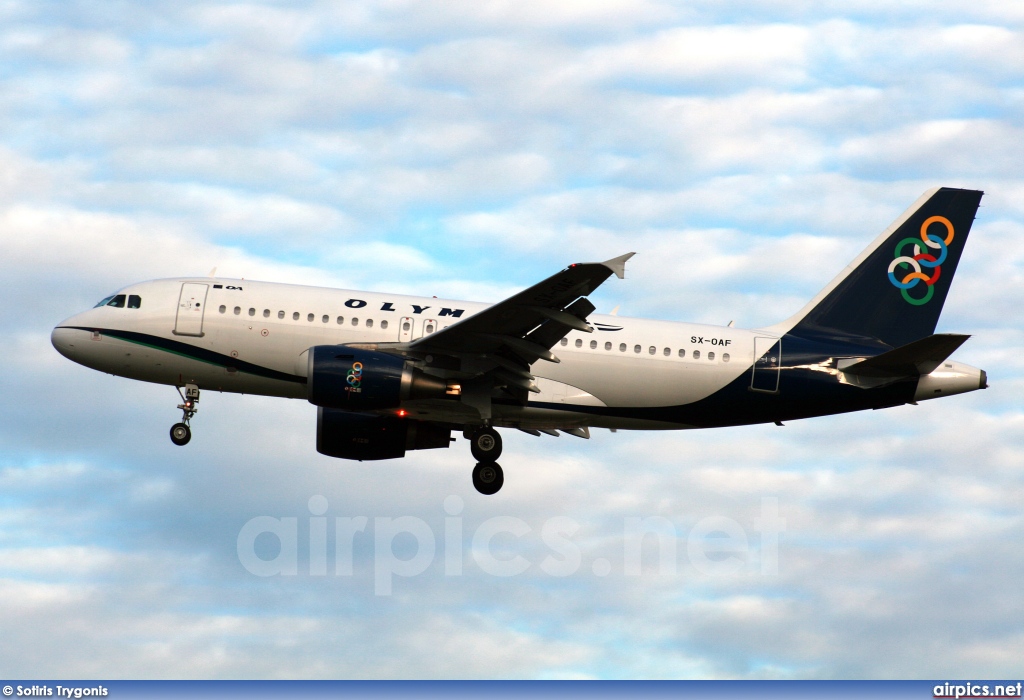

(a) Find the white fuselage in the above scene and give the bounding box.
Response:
[51,277,984,432]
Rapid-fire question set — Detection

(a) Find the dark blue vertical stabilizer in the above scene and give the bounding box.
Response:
[786,187,983,348]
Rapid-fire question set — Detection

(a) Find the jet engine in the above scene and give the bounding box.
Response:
[307,345,453,410]
[316,409,452,461]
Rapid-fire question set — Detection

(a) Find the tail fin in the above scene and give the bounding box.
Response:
[778,187,983,347]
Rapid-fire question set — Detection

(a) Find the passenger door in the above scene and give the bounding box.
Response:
[750,336,781,393]
[174,283,209,337]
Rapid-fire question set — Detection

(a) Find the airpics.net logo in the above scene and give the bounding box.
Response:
[236,496,786,595]
[887,215,955,306]
[933,682,1023,698]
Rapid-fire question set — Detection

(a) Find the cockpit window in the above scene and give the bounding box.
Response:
[94,294,116,308]
[105,294,126,308]
[127,295,142,309]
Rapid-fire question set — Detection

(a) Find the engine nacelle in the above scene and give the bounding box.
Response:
[307,345,450,410]
[316,409,452,461]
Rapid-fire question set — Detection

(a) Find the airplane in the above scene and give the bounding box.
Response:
[52,187,987,494]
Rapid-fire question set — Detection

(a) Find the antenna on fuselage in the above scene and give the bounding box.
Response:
[208,267,217,277]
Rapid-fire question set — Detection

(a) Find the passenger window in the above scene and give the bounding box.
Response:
[693,350,701,359]
[403,321,410,331]
[337,316,344,324]
[366,319,374,328]
[219,305,227,314]
[662,347,670,356]
[620,343,626,352]
[380,320,388,330]
[723,353,730,363]
[605,342,611,350]
[106,295,126,308]
[352,318,359,326]
[648,346,655,355]
[590,340,597,349]
[425,322,433,333]
[292,312,299,321]
[128,295,142,309]
[708,351,715,361]
[234,306,241,315]
[678,349,686,358]
[307,313,314,322]
[633,345,641,353]
[560,338,568,346]
[248,308,255,316]
[263,309,270,318]
[575,339,582,348]
[278,310,285,319]
[322,315,329,323]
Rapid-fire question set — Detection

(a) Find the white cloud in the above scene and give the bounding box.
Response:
[580,25,811,89]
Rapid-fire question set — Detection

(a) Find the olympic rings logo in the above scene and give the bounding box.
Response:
[346,361,363,388]
[886,215,954,306]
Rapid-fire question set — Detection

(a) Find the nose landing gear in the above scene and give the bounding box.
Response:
[170,384,199,446]
[467,427,504,494]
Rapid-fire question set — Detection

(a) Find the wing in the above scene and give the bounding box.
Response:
[401,252,634,419]
[410,252,634,361]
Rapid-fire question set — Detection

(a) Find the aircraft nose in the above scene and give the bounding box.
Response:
[51,325,80,361]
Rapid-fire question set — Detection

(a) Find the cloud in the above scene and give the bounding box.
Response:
[580,25,811,90]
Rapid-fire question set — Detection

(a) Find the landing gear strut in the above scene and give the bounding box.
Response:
[468,427,504,494]
[170,384,199,447]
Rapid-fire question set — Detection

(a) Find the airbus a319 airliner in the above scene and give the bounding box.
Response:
[53,187,986,494]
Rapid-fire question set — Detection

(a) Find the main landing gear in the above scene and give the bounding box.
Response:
[170,384,200,447]
[472,462,503,495]
[467,427,504,495]
[469,427,502,462]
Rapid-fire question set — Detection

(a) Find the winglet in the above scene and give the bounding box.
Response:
[602,252,635,280]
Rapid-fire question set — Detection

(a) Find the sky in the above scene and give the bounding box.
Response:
[1,0,1023,680]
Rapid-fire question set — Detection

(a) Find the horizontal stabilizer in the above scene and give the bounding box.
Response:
[841,333,970,378]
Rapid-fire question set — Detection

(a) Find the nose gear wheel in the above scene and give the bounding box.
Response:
[170,423,191,445]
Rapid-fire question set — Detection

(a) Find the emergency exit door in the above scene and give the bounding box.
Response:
[399,317,414,342]
[174,283,209,337]
[420,318,438,338]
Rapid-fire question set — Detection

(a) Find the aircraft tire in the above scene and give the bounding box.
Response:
[472,462,504,495]
[170,423,191,446]
[469,427,502,462]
